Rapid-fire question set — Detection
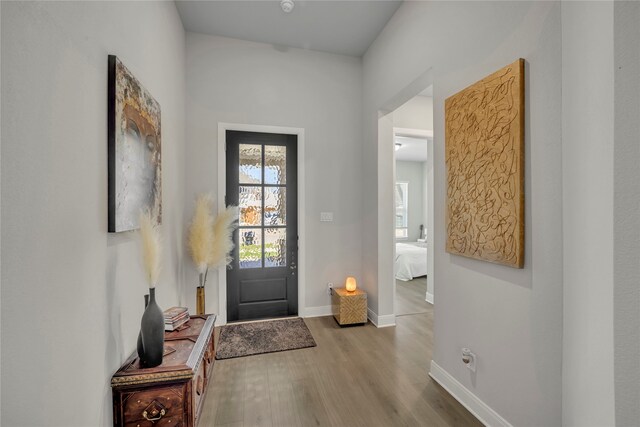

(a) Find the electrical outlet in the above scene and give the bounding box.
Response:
[462,348,477,372]
[327,283,333,295]
[320,212,333,222]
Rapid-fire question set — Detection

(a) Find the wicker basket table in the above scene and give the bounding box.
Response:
[332,288,367,326]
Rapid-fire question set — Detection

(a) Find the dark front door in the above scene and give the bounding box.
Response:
[226,131,298,322]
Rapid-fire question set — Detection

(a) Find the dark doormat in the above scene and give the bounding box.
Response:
[215,317,316,360]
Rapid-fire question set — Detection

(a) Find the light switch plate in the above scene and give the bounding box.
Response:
[320,212,333,222]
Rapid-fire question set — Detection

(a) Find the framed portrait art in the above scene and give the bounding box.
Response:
[108,55,161,232]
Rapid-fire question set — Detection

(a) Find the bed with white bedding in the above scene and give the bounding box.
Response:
[395,242,427,281]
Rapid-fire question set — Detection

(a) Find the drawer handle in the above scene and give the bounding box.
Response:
[142,408,165,422]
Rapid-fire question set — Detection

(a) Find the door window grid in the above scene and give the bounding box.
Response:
[238,143,287,269]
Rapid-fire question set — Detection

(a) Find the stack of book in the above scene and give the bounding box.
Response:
[163,307,189,331]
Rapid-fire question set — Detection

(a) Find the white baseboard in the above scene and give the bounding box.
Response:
[302,305,332,318]
[426,292,434,304]
[377,314,396,327]
[429,361,512,427]
[367,308,396,328]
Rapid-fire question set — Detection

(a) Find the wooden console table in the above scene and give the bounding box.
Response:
[111,314,216,427]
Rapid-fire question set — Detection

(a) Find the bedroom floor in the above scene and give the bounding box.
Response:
[396,277,431,316]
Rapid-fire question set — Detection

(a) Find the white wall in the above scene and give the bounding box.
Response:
[613,1,640,425]
[185,33,363,316]
[561,2,616,425]
[0,1,3,415]
[422,155,434,302]
[363,2,562,425]
[393,95,433,131]
[1,2,186,426]
[395,161,425,242]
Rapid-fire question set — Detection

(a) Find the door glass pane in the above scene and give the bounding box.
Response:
[239,186,262,226]
[264,187,286,226]
[264,228,286,267]
[239,144,262,184]
[264,145,286,185]
[239,228,262,269]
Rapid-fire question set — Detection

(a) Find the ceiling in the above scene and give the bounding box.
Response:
[175,0,403,57]
[395,135,429,162]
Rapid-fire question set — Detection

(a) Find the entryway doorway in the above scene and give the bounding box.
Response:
[394,131,432,316]
[390,87,435,318]
[225,130,298,322]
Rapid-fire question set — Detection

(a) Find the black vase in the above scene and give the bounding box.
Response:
[139,288,164,368]
[136,294,149,361]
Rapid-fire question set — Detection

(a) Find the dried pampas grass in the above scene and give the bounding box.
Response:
[139,209,161,287]
[188,194,215,274]
[210,206,239,269]
[187,194,239,287]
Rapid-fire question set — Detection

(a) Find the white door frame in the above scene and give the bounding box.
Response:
[374,69,433,326]
[217,123,306,325]
[392,127,434,316]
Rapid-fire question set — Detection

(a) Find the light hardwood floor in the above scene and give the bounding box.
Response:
[201,307,481,426]
[396,277,431,316]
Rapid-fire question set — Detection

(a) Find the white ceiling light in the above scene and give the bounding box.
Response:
[394,135,429,162]
[395,143,402,151]
[280,0,295,13]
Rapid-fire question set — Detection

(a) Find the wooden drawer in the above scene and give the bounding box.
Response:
[116,383,188,427]
[203,337,215,380]
[192,359,206,424]
[193,326,215,424]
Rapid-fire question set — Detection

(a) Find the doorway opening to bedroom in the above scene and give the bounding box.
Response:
[392,87,434,317]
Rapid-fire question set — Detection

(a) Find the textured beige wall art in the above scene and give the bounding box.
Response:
[445,59,525,268]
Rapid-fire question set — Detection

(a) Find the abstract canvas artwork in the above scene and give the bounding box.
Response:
[445,59,524,268]
[108,55,161,232]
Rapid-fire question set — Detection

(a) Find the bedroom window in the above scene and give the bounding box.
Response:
[395,182,408,239]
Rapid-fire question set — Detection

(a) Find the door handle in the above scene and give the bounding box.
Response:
[290,250,296,275]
